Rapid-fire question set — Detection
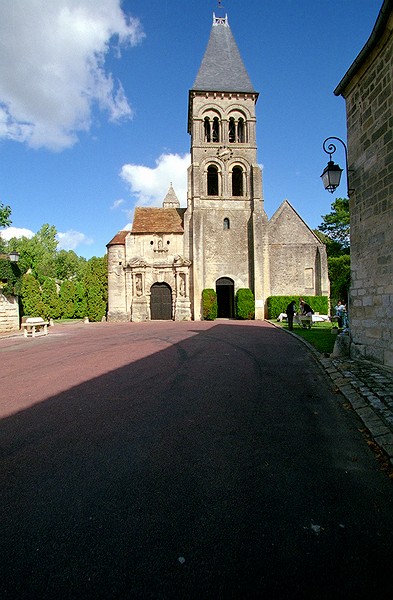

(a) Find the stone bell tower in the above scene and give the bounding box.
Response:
[184,13,269,320]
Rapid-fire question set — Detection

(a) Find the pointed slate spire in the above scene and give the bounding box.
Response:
[162,183,180,208]
[192,13,255,93]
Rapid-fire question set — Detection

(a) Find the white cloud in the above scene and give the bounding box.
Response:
[0,0,145,150]
[57,230,93,250]
[111,198,125,210]
[120,152,190,207]
[0,226,34,240]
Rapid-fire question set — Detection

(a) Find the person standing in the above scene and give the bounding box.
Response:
[300,300,314,329]
[286,300,296,331]
[335,301,345,327]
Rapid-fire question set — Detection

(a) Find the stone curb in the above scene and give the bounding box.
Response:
[273,323,393,466]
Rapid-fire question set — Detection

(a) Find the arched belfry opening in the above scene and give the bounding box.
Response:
[207,165,219,195]
[216,277,235,318]
[150,283,172,320]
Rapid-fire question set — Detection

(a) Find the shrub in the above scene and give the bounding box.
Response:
[236,288,255,319]
[266,295,329,319]
[202,288,217,320]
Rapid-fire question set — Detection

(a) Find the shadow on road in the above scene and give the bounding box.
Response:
[2,322,393,598]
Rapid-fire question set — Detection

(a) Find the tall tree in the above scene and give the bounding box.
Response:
[20,273,43,317]
[318,198,350,249]
[328,254,351,306]
[0,201,12,227]
[41,277,61,320]
[84,256,108,321]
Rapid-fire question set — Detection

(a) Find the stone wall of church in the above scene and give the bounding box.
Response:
[189,200,258,320]
[126,232,184,261]
[107,243,128,322]
[267,200,329,303]
[268,244,327,298]
[344,26,393,366]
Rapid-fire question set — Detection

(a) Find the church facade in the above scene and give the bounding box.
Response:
[107,13,329,322]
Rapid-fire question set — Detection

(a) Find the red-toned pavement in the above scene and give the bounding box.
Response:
[1,321,393,599]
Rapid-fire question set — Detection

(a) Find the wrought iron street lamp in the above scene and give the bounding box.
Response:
[321,137,352,196]
[8,251,20,263]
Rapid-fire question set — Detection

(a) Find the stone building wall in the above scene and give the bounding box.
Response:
[337,8,393,366]
[0,294,20,332]
[268,201,330,299]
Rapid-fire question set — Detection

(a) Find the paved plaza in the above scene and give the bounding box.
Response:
[1,321,393,599]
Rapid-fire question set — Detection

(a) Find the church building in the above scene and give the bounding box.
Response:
[107,13,329,322]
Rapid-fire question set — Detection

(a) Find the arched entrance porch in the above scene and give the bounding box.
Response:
[216,277,234,318]
[150,283,172,320]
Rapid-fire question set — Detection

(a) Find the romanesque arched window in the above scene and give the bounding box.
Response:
[237,118,245,143]
[232,166,243,196]
[227,112,247,144]
[207,165,219,196]
[204,117,211,142]
[212,117,220,142]
[223,217,230,230]
[229,118,236,143]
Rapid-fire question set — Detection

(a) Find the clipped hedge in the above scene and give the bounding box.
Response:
[266,295,329,319]
[236,288,255,320]
[202,288,217,320]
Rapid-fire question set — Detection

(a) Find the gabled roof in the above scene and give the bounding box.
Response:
[192,13,255,93]
[269,200,323,244]
[132,207,186,234]
[334,0,393,96]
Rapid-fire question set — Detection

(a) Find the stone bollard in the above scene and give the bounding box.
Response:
[331,333,350,358]
[84,316,89,323]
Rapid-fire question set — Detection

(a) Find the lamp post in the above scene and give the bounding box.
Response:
[321,137,352,196]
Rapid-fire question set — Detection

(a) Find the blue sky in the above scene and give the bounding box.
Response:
[0,0,382,258]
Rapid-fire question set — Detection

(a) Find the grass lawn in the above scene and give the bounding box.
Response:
[270,320,337,355]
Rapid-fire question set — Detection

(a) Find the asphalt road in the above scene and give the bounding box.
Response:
[1,321,393,599]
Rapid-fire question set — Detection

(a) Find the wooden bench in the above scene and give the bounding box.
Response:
[21,317,49,338]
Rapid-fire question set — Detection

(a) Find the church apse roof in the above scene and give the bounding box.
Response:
[132,207,186,234]
[192,13,255,93]
[107,230,129,246]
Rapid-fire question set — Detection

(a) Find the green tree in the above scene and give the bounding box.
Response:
[10,224,58,282]
[55,250,85,281]
[313,230,349,258]
[74,281,87,318]
[318,198,350,249]
[84,256,107,321]
[0,201,12,227]
[0,257,21,296]
[59,280,77,318]
[328,254,351,307]
[41,278,61,320]
[20,273,42,317]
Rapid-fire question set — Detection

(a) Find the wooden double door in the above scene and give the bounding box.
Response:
[150,283,172,320]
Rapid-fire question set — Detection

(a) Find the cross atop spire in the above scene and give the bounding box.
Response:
[213,12,228,26]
